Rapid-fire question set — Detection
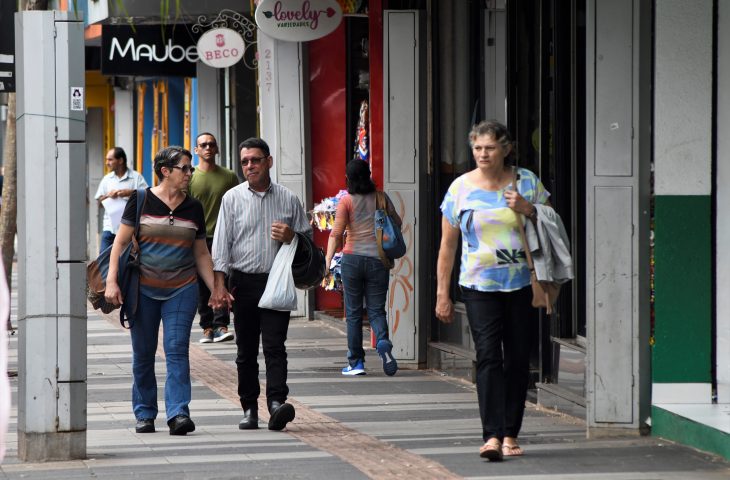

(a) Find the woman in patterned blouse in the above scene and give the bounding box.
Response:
[435,121,550,461]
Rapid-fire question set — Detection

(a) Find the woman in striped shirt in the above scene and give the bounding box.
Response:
[105,146,232,436]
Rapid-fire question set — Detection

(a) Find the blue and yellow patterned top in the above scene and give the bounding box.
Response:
[440,167,550,292]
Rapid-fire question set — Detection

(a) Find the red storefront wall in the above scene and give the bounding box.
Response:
[308,2,384,312]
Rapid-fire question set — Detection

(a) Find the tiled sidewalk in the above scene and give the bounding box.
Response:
[1,302,729,479]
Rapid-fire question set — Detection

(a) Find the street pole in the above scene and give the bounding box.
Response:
[15,10,86,461]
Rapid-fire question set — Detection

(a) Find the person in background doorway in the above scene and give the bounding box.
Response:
[188,132,239,344]
[435,121,549,461]
[211,137,311,432]
[104,146,232,436]
[95,147,148,253]
[325,160,401,377]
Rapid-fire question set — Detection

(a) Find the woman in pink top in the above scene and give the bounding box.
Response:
[326,160,402,376]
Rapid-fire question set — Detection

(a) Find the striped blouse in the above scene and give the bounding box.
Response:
[212,181,312,275]
[121,189,206,300]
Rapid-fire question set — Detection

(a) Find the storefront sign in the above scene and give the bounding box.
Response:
[101,25,199,77]
[196,28,245,68]
[0,0,15,91]
[255,0,343,42]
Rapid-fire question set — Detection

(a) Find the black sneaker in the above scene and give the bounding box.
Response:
[135,419,154,433]
[167,415,195,436]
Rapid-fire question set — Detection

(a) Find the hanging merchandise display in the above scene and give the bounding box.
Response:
[311,189,348,231]
[322,252,343,291]
[354,99,369,163]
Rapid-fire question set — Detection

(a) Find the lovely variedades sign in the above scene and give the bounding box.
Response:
[255,0,343,42]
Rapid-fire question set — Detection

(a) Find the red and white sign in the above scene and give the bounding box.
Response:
[255,0,343,42]
[196,28,245,68]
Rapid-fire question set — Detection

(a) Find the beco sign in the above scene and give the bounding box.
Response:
[197,28,245,69]
[255,0,343,42]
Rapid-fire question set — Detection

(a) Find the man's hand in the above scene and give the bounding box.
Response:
[209,284,234,310]
[271,221,295,244]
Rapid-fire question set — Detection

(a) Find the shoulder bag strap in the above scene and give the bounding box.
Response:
[513,168,535,272]
[134,188,146,235]
[375,191,386,210]
[121,188,146,329]
[374,191,393,268]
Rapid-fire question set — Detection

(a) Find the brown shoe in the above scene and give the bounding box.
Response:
[199,328,214,344]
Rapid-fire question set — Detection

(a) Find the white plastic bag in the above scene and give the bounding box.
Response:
[258,235,299,311]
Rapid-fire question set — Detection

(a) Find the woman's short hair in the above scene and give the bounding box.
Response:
[153,146,192,181]
[468,120,517,164]
[345,160,376,195]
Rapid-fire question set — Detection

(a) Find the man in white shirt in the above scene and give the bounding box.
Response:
[94,147,148,253]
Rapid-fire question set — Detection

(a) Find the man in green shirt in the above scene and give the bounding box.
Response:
[189,132,240,343]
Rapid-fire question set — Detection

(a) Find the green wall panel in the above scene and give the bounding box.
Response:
[653,195,712,383]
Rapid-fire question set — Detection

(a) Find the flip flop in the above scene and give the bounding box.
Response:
[479,441,504,461]
[502,444,524,457]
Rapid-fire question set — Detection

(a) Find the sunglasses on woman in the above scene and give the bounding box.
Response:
[171,165,195,174]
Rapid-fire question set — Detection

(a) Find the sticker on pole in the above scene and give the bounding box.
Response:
[70,87,84,111]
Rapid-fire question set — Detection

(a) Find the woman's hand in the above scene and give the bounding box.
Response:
[209,285,234,310]
[503,189,535,217]
[104,281,123,306]
[435,295,454,324]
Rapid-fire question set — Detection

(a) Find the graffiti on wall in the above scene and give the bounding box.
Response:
[388,191,414,337]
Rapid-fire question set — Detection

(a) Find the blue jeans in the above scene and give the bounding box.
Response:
[340,254,391,366]
[100,230,115,253]
[130,284,197,422]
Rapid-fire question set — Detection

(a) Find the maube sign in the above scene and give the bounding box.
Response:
[255,0,343,42]
[197,28,245,68]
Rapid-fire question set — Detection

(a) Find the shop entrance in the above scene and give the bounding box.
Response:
[429,0,587,414]
[506,0,587,415]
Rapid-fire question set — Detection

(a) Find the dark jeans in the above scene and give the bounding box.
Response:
[230,270,291,411]
[100,230,115,254]
[198,238,230,330]
[340,254,391,366]
[461,286,535,442]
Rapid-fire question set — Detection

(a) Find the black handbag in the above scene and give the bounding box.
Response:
[87,188,146,328]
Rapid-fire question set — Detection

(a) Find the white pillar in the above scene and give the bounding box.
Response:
[15,10,87,461]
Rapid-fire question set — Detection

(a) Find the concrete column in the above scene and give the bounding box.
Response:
[585,0,652,435]
[15,10,87,461]
[257,32,312,318]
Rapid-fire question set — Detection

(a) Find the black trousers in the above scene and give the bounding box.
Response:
[461,286,535,442]
[230,270,291,411]
[197,238,230,330]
